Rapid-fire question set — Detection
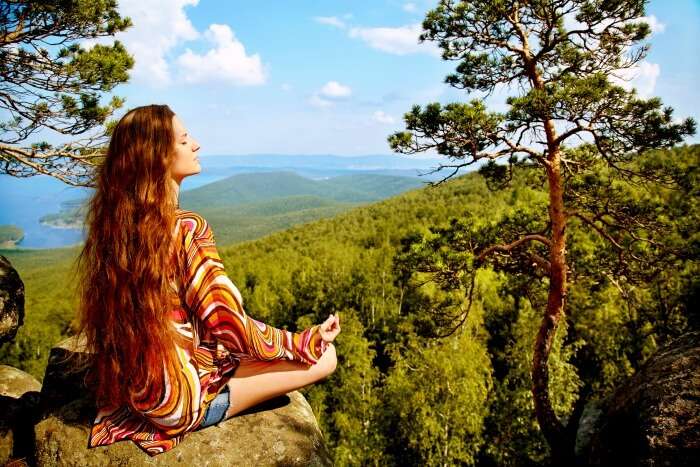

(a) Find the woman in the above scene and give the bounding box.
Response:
[71,104,340,456]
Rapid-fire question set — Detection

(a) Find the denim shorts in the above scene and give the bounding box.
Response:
[198,385,230,429]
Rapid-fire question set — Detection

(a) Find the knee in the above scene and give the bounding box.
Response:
[313,342,337,380]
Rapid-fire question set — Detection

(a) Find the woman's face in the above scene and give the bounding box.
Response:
[170,114,201,183]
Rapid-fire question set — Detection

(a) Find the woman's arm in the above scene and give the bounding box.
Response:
[179,212,328,365]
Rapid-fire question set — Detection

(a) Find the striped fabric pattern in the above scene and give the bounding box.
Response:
[87,209,329,456]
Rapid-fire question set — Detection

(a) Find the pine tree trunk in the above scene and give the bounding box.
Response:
[531,143,575,464]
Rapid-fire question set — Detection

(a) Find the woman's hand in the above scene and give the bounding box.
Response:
[319,312,341,343]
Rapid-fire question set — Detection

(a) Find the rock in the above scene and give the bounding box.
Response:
[0,365,42,399]
[33,335,333,466]
[0,255,25,344]
[576,330,700,466]
[38,334,91,413]
[0,365,42,466]
[34,391,332,467]
[574,396,605,460]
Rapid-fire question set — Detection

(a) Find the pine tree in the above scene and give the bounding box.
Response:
[0,0,134,186]
[388,1,695,462]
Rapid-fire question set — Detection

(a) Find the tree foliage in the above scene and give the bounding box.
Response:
[387,1,695,461]
[1,146,697,464]
[0,0,134,186]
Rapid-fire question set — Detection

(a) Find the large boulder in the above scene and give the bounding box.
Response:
[35,389,332,466]
[0,255,24,344]
[0,365,42,466]
[33,335,333,466]
[576,330,700,466]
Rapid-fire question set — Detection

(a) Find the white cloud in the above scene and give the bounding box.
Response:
[559,12,663,98]
[176,24,267,85]
[82,0,200,86]
[281,83,292,91]
[563,12,665,37]
[80,0,269,88]
[348,23,440,56]
[609,60,660,98]
[313,16,346,29]
[309,81,352,108]
[372,110,395,124]
[314,13,438,57]
[320,80,352,98]
[410,84,448,104]
[309,94,334,108]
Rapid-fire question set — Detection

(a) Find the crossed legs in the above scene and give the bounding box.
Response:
[223,342,337,419]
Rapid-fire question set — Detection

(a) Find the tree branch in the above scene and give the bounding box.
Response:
[476,234,552,263]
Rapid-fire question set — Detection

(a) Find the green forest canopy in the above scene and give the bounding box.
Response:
[1,144,697,465]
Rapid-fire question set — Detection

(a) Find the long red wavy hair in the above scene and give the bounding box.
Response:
[69,104,188,409]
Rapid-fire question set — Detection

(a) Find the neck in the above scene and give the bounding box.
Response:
[170,177,181,208]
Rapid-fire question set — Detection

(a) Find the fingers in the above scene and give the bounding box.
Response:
[320,313,341,339]
[322,315,334,331]
[328,313,340,325]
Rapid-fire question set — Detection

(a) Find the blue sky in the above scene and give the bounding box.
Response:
[48,0,700,156]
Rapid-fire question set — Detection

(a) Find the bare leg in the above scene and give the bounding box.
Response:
[223,342,336,419]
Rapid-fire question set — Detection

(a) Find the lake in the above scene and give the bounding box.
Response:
[0,172,230,249]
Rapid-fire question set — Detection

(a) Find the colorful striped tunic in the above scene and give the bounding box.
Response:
[87,208,329,456]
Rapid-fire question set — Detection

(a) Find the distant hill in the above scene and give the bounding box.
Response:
[0,153,469,249]
[196,196,363,244]
[178,171,426,244]
[196,153,447,171]
[180,171,426,209]
[194,165,446,183]
[318,173,431,199]
[37,171,426,243]
[38,198,88,230]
